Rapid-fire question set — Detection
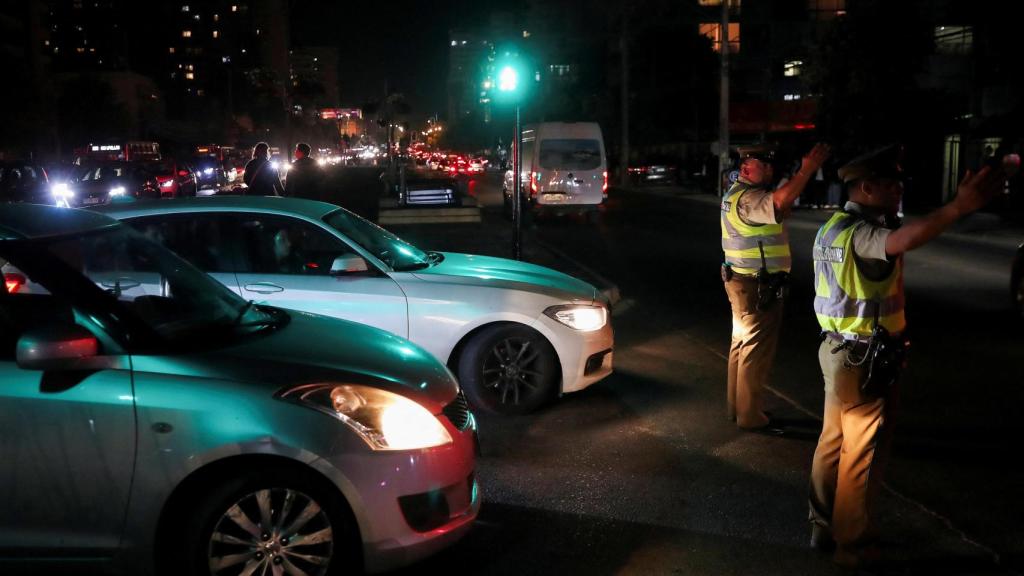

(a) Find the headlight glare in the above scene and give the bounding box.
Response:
[51,183,72,197]
[278,383,452,451]
[544,304,608,331]
[109,186,126,196]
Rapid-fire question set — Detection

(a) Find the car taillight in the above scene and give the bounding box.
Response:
[4,273,26,294]
[530,172,539,195]
[602,171,608,194]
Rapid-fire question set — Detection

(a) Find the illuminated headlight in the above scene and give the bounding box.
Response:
[270,161,280,171]
[281,163,291,172]
[203,167,214,175]
[544,304,608,332]
[317,158,327,166]
[51,183,72,198]
[278,383,452,451]
[109,186,126,197]
[160,180,174,188]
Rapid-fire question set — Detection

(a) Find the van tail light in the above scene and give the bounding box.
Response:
[602,171,608,195]
[530,172,539,195]
[5,273,26,294]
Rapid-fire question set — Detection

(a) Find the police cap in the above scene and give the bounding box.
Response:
[736,144,777,163]
[838,144,904,184]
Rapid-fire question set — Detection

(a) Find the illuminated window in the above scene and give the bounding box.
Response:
[168,46,176,53]
[213,14,219,21]
[182,30,192,38]
[783,60,803,77]
[699,22,740,53]
[451,40,457,46]
[212,30,219,38]
[222,56,231,63]
[76,47,85,53]
[186,72,194,80]
[197,89,204,96]
[231,5,237,11]
[784,93,802,101]
[523,30,531,38]
[549,64,571,76]
[187,64,194,70]
[935,26,973,55]
[193,14,200,21]
[181,5,189,11]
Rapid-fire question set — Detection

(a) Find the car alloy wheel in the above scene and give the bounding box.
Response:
[207,487,334,576]
[459,324,558,415]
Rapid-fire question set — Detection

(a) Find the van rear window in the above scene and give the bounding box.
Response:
[538,139,602,171]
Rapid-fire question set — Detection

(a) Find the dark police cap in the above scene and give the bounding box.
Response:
[838,144,904,183]
[736,144,777,163]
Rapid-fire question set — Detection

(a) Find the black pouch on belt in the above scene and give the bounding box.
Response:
[861,326,910,397]
[756,271,789,310]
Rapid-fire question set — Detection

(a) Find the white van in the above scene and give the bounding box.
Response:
[503,122,608,220]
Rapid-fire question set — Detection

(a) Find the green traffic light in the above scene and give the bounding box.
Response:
[498,65,518,92]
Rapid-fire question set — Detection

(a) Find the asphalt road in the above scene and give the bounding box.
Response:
[378,169,1023,576]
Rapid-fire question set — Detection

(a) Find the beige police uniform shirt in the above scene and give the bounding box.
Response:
[844,201,894,280]
[735,179,779,225]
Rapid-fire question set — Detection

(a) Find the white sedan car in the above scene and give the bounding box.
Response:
[94,197,614,414]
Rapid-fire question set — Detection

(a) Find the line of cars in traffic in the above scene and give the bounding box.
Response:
[0,158,614,573]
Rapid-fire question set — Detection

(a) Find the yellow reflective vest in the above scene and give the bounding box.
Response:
[812,211,906,339]
[720,181,791,275]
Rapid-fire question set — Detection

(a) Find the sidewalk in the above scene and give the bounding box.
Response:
[615,183,1024,250]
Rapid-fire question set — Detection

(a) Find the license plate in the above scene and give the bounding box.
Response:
[541,193,567,203]
[83,197,102,205]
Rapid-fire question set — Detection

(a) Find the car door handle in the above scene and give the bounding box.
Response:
[244,282,284,294]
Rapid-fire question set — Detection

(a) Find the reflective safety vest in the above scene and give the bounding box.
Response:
[720,181,791,275]
[813,211,906,339]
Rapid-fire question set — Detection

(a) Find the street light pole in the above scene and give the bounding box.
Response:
[512,104,522,260]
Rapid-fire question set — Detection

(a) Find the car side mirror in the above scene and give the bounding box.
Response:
[330,255,369,275]
[16,323,99,371]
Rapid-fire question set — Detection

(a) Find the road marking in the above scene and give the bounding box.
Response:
[688,331,1011,571]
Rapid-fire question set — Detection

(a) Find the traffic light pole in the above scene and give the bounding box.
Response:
[512,104,522,261]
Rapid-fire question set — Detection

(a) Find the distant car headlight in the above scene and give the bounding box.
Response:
[160,180,174,188]
[270,161,280,171]
[203,167,214,175]
[317,158,327,166]
[278,383,452,451]
[281,163,292,173]
[544,304,608,332]
[109,186,126,197]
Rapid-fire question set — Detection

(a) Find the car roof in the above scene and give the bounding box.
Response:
[91,196,340,221]
[0,203,118,240]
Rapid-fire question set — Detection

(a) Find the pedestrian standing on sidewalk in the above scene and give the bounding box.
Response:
[807,145,1005,568]
[285,142,322,200]
[243,142,284,196]
[720,142,830,432]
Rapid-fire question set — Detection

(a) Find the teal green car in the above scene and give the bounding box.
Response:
[0,204,479,575]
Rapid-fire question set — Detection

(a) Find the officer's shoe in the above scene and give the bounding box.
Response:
[810,524,835,553]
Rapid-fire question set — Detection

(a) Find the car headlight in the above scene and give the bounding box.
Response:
[203,167,214,175]
[270,161,280,171]
[278,383,452,451]
[160,180,174,188]
[109,186,126,197]
[51,183,72,198]
[544,304,608,332]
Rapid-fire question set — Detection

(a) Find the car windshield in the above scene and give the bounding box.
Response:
[3,224,277,348]
[323,208,430,271]
[538,139,602,171]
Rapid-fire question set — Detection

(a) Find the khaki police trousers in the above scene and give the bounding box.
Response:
[724,275,781,428]
[809,339,896,551]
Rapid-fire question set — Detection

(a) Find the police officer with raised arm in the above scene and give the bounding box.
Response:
[721,142,830,431]
[807,145,1005,568]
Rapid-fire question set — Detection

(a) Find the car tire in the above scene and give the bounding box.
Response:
[171,466,359,576]
[458,323,559,415]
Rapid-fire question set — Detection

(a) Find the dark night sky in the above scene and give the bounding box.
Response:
[294,0,497,119]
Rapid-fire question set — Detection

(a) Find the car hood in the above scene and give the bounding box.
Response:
[409,252,597,302]
[185,310,459,410]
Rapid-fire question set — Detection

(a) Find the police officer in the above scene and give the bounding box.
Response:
[807,145,1004,567]
[721,142,830,430]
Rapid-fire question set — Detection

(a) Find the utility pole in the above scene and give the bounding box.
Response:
[717,0,730,197]
[619,18,630,187]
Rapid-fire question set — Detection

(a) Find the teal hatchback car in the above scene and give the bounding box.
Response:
[0,204,479,575]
